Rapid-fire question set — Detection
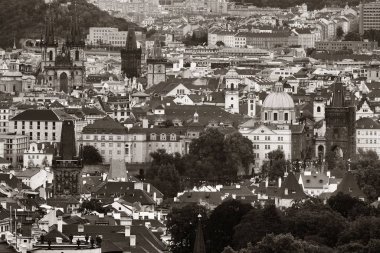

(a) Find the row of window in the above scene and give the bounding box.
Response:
[150,133,177,141]
[357,139,377,144]
[357,131,379,135]
[15,121,56,130]
[85,135,123,141]
[253,136,284,141]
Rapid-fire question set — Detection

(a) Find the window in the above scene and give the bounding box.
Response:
[52,133,56,141]
[101,143,105,147]
[317,106,321,112]
[101,136,105,141]
[265,136,270,141]
[273,113,278,121]
[264,112,268,121]
[45,121,48,130]
[160,133,166,141]
[109,136,113,141]
[150,133,156,141]
[284,113,289,121]
[265,145,270,150]
[125,144,129,154]
[170,134,176,141]
[37,121,40,130]
[109,143,113,147]
[278,145,283,150]
[278,137,283,141]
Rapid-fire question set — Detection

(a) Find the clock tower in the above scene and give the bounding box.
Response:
[147,39,167,88]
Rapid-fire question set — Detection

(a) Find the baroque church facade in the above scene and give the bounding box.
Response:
[40,7,85,94]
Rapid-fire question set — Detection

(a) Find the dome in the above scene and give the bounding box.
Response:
[263,92,295,110]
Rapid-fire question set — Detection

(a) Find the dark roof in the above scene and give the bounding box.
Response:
[82,117,128,135]
[333,171,365,199]
[11,109,61,121]
[355,117,380,129]
[278,173,307,200]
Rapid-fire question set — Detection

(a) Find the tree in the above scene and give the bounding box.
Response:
[167,204,208,253]
[185,129,254,184]
[146,150,183,198]
[261,150,287,181]
[327,192,378,220]
[336,26,344,39]
[351,149,380,201]
[78,199,111,214]
[216,41,225,47]
[343,32,361,41]
[206,200,253,253]
[253,233,334,253]
[82,145,103,165]
[338,216,380,247]
[233,205,284,249]
[285,200,348,247]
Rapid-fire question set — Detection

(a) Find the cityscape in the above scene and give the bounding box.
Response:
[0,0,379,252]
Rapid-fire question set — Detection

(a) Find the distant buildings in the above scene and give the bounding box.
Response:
[316,41,378,52]
[359,1,380,34]
[86,27,145,47]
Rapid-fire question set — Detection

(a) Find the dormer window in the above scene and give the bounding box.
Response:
[150,133,156,141]
[170,134,176,141]
[160,134,166,141]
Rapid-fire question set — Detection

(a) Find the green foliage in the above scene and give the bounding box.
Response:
[285,200,348,247]
[216,41,225,47]
[146,149,183,198]
[253,233,334,253]
[261,150,287,181]
[338,216,380,247]
[351,149,380,201]
[0,0,138,49]
[82,145,103,165]
[167,204,208,253]
[336,27,344,39]
[233,205,284,249]
[327,192,379,220]
[184,129,254,184]
[78,199,111,214]
[343,32,361,41]
[206,200,253,253]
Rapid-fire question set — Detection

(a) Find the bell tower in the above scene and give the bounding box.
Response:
[40,5,58,73]
[247,92,256,117]
[147,38,167,88]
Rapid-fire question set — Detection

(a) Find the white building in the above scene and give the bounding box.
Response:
[86,27,144,47]
[356,117,380,156]
[239,120,292,168]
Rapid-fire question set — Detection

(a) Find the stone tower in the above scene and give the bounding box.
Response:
[325,78,356,160]
[147,38,167,88]
[52,120,83,198]
[224,69,240,114]
[247,92,256,118]
[121,28,142,79]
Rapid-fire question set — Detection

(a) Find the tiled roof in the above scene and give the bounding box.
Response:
[300,173,329,189]
[356,117,380,129]
[11,109,60,121]
[82,117,128,135]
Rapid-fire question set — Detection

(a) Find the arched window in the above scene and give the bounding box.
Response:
[273,113,278,121]
[264,112,268,121]
[230,83,234,90]
[317,106,321,112]
[49,51,53,61]
[125,144,129,155]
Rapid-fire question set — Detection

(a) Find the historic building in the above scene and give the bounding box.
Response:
[147,39,167,88]
[52,120,83,197]
[261,82,296,124]
[325,78,356,160]
[121,28,142,79]
[40,7,85,94]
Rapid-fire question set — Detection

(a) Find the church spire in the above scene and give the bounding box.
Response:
[125,28,138,51]
[44,4,56,47]
[68,0,84,47]
[151,38,162,59]
[193,215,206,253]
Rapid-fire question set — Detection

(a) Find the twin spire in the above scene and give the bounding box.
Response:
[42,0,84,48]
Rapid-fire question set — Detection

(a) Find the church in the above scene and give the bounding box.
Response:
[39,5,85,94]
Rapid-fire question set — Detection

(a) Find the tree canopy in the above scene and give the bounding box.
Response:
[82,145,103,165]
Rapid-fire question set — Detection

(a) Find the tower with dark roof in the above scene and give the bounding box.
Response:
[52,120,83,198]
[325,77,356,160]
[40,5,58,70]
[147,38,167,88]
[121,28,142,79]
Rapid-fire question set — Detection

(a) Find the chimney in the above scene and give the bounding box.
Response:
[327,171,331,178]
[142,119,149,129]
[284,188,288,195]
[278,177,282,188]
[232,194,236,199]
[265,177,269,188]
[78,224,84,233]
[146,183,151,193]
[153,192,157,202]
[125,226,131,237]
[57,216,63,233]
[130,235,136,247]
[56,237,62,244]
[99,213,105,218]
